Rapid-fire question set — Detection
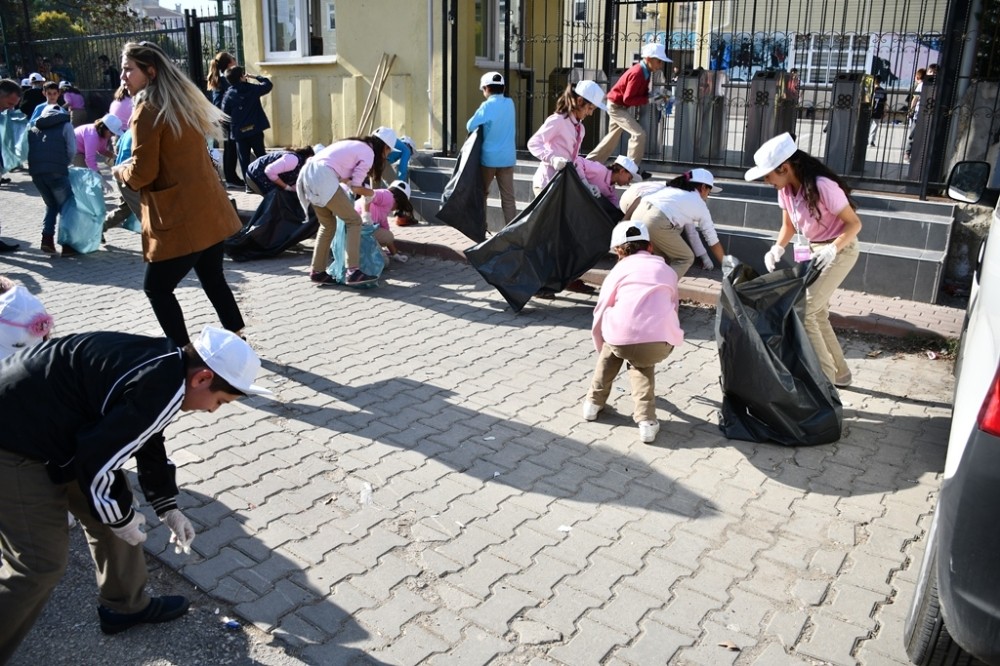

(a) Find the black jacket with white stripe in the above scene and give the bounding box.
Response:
[0,332,184,528]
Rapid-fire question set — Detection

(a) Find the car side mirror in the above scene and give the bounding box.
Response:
[946,161,991,203]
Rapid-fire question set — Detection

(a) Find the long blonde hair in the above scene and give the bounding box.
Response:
[122,41,225,142]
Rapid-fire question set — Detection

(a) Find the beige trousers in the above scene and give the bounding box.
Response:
[632,200,695,279]
[805,239,859,383]
[586,101,646,164]
[310,187,362,274]
[587,341,674,423]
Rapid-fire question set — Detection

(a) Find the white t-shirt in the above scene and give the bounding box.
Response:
[642,187,720,246]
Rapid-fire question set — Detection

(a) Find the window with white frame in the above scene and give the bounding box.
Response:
[264,0,336,59]
[574,0,587,22]
[792,33,869,85]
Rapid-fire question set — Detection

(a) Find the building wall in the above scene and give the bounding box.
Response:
[241,0,443,150]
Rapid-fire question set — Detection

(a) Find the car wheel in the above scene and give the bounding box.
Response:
[904,539,980,665]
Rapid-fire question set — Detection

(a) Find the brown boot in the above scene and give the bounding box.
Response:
[40,234,56,254]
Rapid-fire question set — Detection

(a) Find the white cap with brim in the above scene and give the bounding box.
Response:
[100,113,124,136]
[192,326,273,397]
[480,71,505,88]
[574,80,607,111]
[389,180,411,199]
[371,126,398,150]
[689,168,722,193]
[28,72,45,83]
[641,43,671,63]
[613,155,640,178]
[744,132,798,181]
[610,220,651,249]
[0,286,53,361]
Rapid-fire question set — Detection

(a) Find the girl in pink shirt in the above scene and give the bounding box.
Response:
[582,220,684,444]
[296,127,396,286]
[73,114,122,171]
[527,79,607,195]
[356,180,413,263]
[745,132,863,387]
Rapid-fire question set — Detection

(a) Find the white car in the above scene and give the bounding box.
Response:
[905,161,1000,665]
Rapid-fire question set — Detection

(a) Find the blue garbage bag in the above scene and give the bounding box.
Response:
[0,111,30,174]
[58,167,106,254]
[327,220,386,285]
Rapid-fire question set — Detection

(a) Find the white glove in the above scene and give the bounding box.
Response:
[550,156,569,171]
[361,213,375,227]
[699,254,714,270]
[588,183,601,197]
[161,509,195,555]
[110,512,147,546]
[813,244,838,272]
[763,244,785,272]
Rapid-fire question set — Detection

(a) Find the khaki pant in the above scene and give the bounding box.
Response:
[586,101,646,165]
[310,187,362,274]
[587,341,674,423]
[632,200,695,279]
[0,449,149,663]
[481,166,518,225]
[805,239,859,383]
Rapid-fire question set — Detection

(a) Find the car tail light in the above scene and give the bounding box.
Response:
[978,365,1000,436]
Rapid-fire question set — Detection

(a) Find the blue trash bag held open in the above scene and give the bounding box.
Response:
[58,167,107,254]
[327,220,386,285]
[0,112,30,173]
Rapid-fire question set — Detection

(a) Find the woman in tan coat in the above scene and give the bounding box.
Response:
[113,41,244,346]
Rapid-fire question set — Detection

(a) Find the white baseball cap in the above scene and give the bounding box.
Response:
[744,132,798,181]
[641,43,671,63]
[389,180,411,199]
[20,78,30,87]
[479,71,505,88]
[610,220,651,249]
[371,126,398,149]
[100,113,124,136]
[574,80,607,111]
[192,326,273,397]
[312,143,325,153]
[689,168,722,193]
[399,135,416,151]
[0,286,53,360]
[28,72,45,83]
[613,155,640,178]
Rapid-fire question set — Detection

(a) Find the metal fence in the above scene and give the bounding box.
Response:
[502,0,995,193]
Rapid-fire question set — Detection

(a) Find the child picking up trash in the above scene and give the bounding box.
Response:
[357,179,414,263]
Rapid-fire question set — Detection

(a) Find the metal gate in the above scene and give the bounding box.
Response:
[499,0,994,194]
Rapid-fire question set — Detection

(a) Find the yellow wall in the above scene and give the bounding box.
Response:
[242,0,444,150]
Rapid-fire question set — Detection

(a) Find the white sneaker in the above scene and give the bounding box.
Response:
[834,370,852,388]
[638,420,659,443]
[392,252,408,263]
[582,400,601,421]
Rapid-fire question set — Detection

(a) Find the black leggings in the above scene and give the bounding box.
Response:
[143,242,245,346]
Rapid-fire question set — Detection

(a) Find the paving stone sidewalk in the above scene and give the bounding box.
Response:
[3,173,955,665]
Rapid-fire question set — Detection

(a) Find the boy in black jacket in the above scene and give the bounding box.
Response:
[0,327,272,661]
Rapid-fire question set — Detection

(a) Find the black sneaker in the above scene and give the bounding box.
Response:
[61,245,80,258]
[345,269,378,286]
[0,239,19,253]
[98,595,190,635]
[310,271,333,285]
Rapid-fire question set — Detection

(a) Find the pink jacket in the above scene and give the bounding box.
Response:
[312,140,374,187]
[354,189,394,230]
[527,112,588,191]
[74,124,113,171]
[579,158,621,207]
[592,251,684,351]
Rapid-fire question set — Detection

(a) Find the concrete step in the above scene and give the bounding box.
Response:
[407,153,957,303]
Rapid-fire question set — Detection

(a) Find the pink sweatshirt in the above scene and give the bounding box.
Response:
[109,97,133,128]
[354,189,394,230]
[312,140,374,188]
[592,251,684,351]
[527,112,588,191]
[74,124,113,171]
[579,158,621,207]
[777,176,851,242]
[62,91,85,110]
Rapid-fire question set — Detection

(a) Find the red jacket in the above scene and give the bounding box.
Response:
[607,62,652,107]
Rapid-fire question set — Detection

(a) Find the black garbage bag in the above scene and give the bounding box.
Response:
[224,189,318,262]
[715,257,842,445]
[436,129,487,243]
[464,167,623,313]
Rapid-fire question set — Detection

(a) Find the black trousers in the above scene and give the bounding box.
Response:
[143,241,245,346]
[234,134,267,187]
[223,139,242,184]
